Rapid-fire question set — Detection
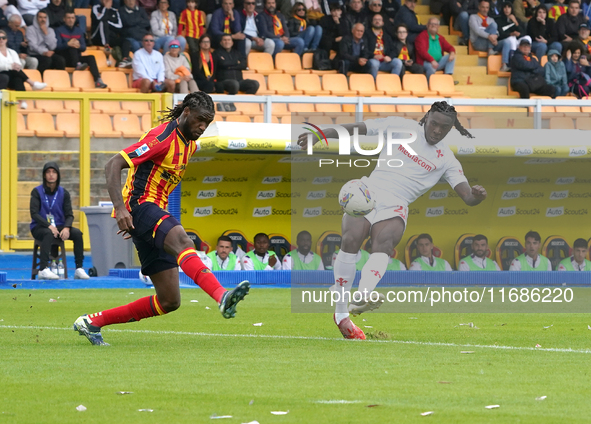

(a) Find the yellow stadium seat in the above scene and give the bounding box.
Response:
[549,117,575,129]
[74,8,91,31]
[429,74,464,97]
[275,52,310,74]
[321,74,357,96]
[376,74,411,96]
[43,70,80,92]
[17,113,34,137]
[235,102,262,117]
[402,74,438,97]
[121,101,151,114]
[342,104,369,113]
[72,70,106,92]
[113,114,143,138]
[225,115,252,122]
[294,73,331,95]
[576,117,591,129]
[245,73,275,95]
[453,105,480,118]
[56,113,80,137]
[101,71,139,92]
[315,103,342,113]
[267,73,304,95]
[487,55,510,77]
[470,116,496,129]
[92,101,125,114]
[27,113,64,137]
[35,100,68,113]
[348,74,381,96]
[90,114,121,137]
[141,114,154,132]
[248,52,282,75]
[301,52,337,74]
[84,49,110,71]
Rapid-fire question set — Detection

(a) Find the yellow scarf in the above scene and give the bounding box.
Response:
[478,13,488,27]
[373,30,384,57]
[201,51,214,78]
[398,45,409,60]
[224,15,231,33]
[162,12,171,35]
[294,15,306,31]
[266,10,284,36]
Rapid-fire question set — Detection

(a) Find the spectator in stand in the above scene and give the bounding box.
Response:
[192,33,215,91]
[288,2,323,51]
[548,0,567,22]
[393,0,425,44]
[207,236,242,270]
[510,37,556,97]
[151,0,186,53]
[56,12,108,87]
[558,238,591,271]
[282,231,324,270]
[1,0,25,28]
[199,0,222,18]
[319,2,343,52]
[304,0,323,21]
[528,5,562,59]
[563,42,591,97]
[46,0,66,28]
[259,0,305,55]
[119,0,151,66]
[495,1,524,72]
[164,38,198,92]
[27,10,66,75]
[583,0,591,22]
[415,17,456,80]
[213,33,259,93]
[366,0,395,38]
[512,0,538,25]
[241,0,275,55]
[340,0,368,36]
[449,0,478,46]
[545,48,568,95]
[366,14,400,78]
[178,0,206,62]
[91,0,129,67]
[458,234,501,271]
[575,22,591,56]
[241,233,282,270]
[409,234,453,271]
[29,162,89,280]
[338,22,372,74]
[556,0,586,51]
[381,0,399,24]
[0,28,46,105]
[469,0,503,55]
[210,0,246,54]
[6,15,38,69]
[487,0,502,19]
[132,33,175,92]
[430,0,449,25]
[509,230,552,271]
[18,0,49,26]
[392,23,425,76]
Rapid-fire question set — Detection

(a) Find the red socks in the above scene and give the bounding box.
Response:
[177,248,226,303]
[87,295,166,328]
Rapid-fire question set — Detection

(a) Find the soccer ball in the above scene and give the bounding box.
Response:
[338,180,375,217]
[138,271,153,286]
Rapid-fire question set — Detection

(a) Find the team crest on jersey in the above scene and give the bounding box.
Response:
[436,149,443,158]
[134,143,150,157]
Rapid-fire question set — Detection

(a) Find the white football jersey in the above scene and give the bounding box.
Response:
[363,116,468,204]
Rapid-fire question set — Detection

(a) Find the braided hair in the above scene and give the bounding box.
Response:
[161,91,215,123]
[418,101,474,139]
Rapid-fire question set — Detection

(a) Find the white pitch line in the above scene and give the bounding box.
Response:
[1,325,590,354]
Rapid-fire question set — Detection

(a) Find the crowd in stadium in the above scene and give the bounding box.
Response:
[3,0,591,97]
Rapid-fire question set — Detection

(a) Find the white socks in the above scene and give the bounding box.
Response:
[331,250,357,324]
[358,253,389,302]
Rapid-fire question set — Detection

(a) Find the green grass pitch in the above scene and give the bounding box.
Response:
[1,288,590,423]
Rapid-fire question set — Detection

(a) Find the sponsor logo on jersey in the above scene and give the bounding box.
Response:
[203,175,223,183]
[429,190,448,199]
[549,190,568,200]
[262,176,282,184]
[197,189,217,199]
[134,143,150,157]
[307,190,326,200]
[501,190,520,200]
[227,139,248,149]
[253,206,272,217]
[425,206,444,217]
[398,145,436,172]
[498,206,516,217]
[303,207,322,217]
[193,206,213,217]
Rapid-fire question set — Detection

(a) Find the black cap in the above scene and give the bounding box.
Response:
[580,23,590,30]
[519,38,531,46]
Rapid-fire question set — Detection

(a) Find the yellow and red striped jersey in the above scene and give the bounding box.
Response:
[120,119,196,212]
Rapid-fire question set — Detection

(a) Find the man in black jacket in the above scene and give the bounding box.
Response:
[319,2,344,52]
[119,0,151,63]
[556,0,585,51]
[510,37,556,98]
[92,0,131,65]
[258,0,305,55]
[213,34,260,93]
[240,0,275,54]
[338,22,372,74]
[341,0,368,36]
[393,0,426,44]
[449,0,478,45]
[366,14,401,78]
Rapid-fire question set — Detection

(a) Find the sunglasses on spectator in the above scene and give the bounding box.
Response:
[0,36,6,40]
[170,44,180,48]
[144,39,155,42]
[245,2,255,4]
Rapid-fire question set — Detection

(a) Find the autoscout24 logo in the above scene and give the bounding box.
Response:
[301,123,417,168]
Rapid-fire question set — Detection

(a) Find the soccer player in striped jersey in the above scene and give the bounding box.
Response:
[73,92,250,346]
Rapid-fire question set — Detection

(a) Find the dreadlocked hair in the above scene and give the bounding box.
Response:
[160,91,215,122]
[418,101,474,139]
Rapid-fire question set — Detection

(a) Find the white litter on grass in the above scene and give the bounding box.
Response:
[362,319,366,322]
[210,415,233,419]
[138,409,154,412]
[364,326,373,328]
[242,421,260,424]
[190,300,199,303]
[205,307,211,310]
[420,411,434,416]
[409,317,418,319]
[536,396,547,401]
[535,344,542,348]
[253,323,263,327]
[485,405,500,409]
[249,400,254,405]
[49,299,57,302]
[128,292,134,295]
[543,325,553,329]
[314,400,362,404]
[116,391,133,395]
[588,325,591,330]
[271,411,289,415]
[76,405,86,412]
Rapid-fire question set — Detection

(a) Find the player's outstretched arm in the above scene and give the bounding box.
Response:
[454,182,487,206]
[297,122,368,149]
[105,153,134,238]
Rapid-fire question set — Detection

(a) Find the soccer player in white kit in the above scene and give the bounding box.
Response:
[298,101,488,339]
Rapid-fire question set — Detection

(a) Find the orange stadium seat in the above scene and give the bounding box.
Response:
[307,115,334,125]
[113,114,143,138]
[43,70,80,92]
[101,71,139,92]
[140,114,153,132]
[84,49,110,71]
[275,52,310,74]
[335,115,356,124]
[90,114,121,137]
[121,101,151,114]
[301,52,336,74]
[64,100,80,112]
[348,74,381,96]
[322,74,357,96]
[56,113,80,137]
[429,74,464,97]
[248,52,282,75]
[253,115,280,123]
[225,115,252,122]
[549,117,575,129]
[402,74,438,97]
[554,105,581,115]
[342,104,369,113]
[468,40,488,58]
[397,104,424,119]
[576,117,591,129]
[267,73,304,95]
[35,100,68,113]
[235,102,262,117]
[23,69,48,91]
[92,100,124,114]
[271,102,290,116]
[369,104,397,113]
[280,115,291,124]
[72,70,107,92]
[315,103,342,114]
[27,113,64,137]
[487,55,510,77]
[376,74,410,96]
[294,73,331,95]
[470,116,496,128]
[17,113,34,137]
[288,103,316,114]
[244,72,275,95]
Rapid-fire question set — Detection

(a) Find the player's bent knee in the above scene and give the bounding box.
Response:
[160,298,181,312]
